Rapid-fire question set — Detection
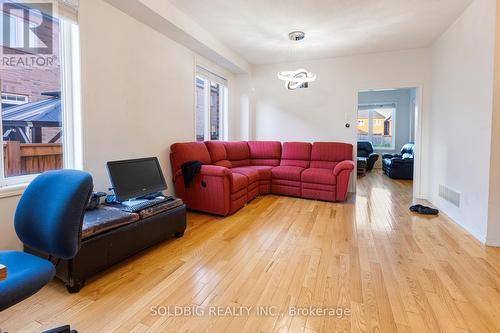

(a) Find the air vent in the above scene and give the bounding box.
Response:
[439,184,461,208]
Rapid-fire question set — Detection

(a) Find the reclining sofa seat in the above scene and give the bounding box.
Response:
[170,142,233,216]
[205,141,282,213]
[271,142,311,197]
[382,143,415,180]
[302,142,354,202]
[170,141,354,216]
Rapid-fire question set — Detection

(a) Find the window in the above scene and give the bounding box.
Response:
[0,1,81,187]
[195,66,228,141]
[1,93,28,108]
[357,105,396,150]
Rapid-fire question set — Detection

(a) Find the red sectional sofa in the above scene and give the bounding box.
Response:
[170,141,355,216]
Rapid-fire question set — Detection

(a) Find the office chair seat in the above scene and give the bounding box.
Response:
[0,251,56,312]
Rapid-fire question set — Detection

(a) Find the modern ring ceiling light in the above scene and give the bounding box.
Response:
[277,31,317,90]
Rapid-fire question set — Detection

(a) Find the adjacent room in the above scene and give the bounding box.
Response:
[357,88,417,192]
[1,0,500,332]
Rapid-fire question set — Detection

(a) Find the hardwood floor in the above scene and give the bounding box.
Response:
[2,170,500,332]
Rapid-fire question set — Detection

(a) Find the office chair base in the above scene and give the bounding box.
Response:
[42,324,77,333]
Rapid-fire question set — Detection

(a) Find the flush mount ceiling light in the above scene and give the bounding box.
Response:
[277,31,317,90]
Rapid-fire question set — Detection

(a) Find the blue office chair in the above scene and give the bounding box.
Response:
[0,170,93,333]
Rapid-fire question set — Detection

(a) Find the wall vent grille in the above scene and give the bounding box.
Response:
[439,184,461,208]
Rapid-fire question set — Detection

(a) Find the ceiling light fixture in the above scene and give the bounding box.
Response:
[277,31,316,90]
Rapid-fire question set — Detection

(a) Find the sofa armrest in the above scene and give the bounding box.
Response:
[334,160,355,176]
[382,153,401,159]
[172,165,232,216]
[174,165,230,181]
[391,157,414,165]
[200,165,231,177]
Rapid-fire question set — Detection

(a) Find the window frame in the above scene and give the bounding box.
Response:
[0,18,82,191]
[1,93,29,107]
[357,102,397,151]
[194,65,228,142]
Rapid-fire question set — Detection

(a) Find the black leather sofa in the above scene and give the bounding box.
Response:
[382,143,415,179]
[357,141,379,174]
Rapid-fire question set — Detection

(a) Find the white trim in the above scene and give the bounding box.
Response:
[60,20,82,169]
[486,239,500,247]
[204,78,210,140]
[194,63,229,141]
[0,182,27,198]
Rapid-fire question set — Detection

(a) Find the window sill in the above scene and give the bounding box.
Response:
[373,148,396,152]
[0,183,28,199]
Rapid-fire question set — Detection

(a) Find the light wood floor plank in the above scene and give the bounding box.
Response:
[1,170,500,332]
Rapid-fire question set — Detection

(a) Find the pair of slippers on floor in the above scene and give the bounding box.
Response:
[410,204,439,216]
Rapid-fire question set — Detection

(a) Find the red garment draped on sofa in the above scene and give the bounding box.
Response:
[170,141,355,216]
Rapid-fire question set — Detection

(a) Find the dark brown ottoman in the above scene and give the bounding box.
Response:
[26,201,186,293]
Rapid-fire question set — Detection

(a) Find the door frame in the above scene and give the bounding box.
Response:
[354,84,424,200]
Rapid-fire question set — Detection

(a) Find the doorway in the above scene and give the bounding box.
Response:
[355,87,422,200]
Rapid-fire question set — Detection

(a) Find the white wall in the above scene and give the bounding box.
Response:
[0,195,22,250]
[487,0,500,247]
[251,49,432,193]
[0,0,242,250]
[231,74,251,140]
[80,0,201,193]
[429,0,496,243]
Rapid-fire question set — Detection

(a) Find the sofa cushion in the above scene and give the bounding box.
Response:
[248,141,282,166]
[280,142,311,168]
[223,142,251,167]
[231,173,248,193]
[232,167,260,184]
[272,166,305,181]
[247,165,273,180]
[310,142,353,169]
[301,168,337,185]
[170,142,211,172]
[214,160,232,168]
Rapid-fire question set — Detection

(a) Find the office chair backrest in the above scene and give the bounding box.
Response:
[14,170,93,259]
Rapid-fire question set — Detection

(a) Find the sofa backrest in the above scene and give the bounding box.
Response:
[310,142,353,169]
[280,142,312,168]
[357,141,374,157]
[248,141,282,166]
[223,141,251,167]
[171,141,354,173]
[170,142,211,173]
[205,141,232,168]
[401,143,415,158]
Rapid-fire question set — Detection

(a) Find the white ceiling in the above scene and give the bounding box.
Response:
[169,0,473,65]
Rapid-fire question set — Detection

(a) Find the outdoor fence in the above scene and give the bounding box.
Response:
[3,141,63,177]
[357,134,393,147]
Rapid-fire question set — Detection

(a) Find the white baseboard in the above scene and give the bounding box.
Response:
[428,199,488,245]
[486,239,500,247]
